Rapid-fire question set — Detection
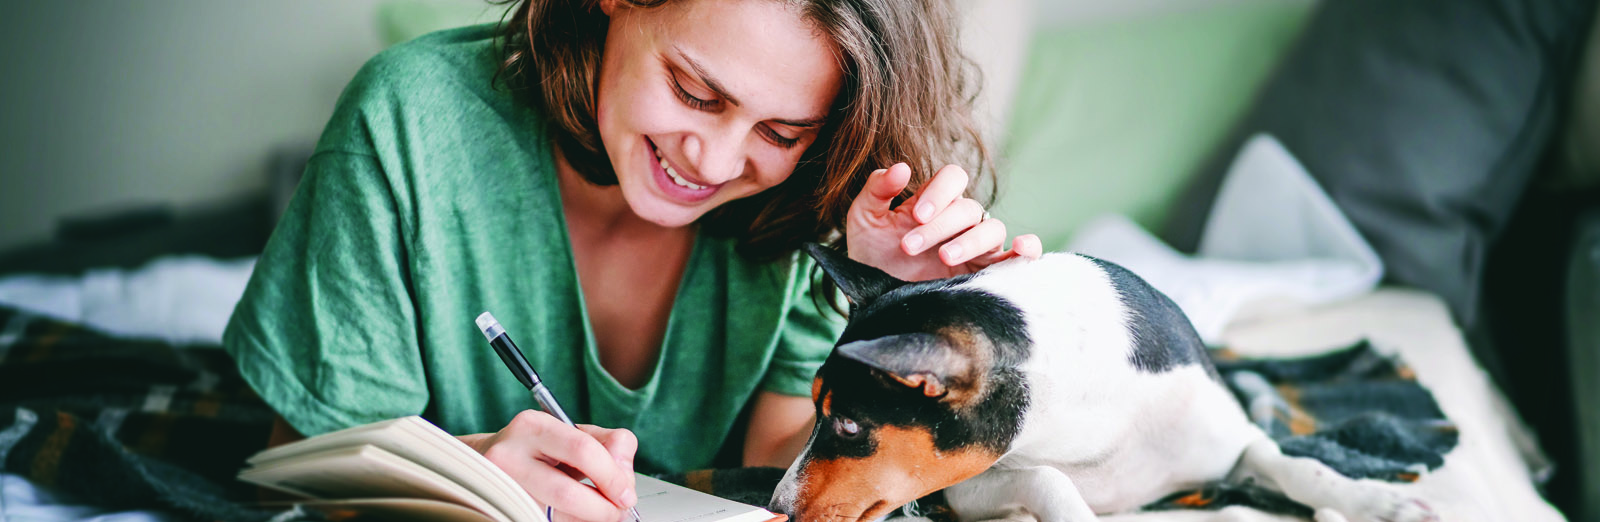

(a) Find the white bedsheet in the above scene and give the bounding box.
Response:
[1065,134,1383,345]
[0,256,255,346]
[1,473,181,522]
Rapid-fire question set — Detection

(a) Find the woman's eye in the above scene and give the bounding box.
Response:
[834,417,860,438]
[761,125,800,149]
[669,73,716,111]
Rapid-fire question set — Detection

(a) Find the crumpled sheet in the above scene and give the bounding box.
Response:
[0,255,255,346]
[1066,134,1383,345]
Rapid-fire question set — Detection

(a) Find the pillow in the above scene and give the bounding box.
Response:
[993,0,1314,251]
[1567,209,1600,522]
[1161,0,1598,330]
[1558,10,1600,188]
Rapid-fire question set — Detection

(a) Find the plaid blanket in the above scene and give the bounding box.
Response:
[0,307,289,521]
[1140,342,1458,516]
[0,306,1455,521]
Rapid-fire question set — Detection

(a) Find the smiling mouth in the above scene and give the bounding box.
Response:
[649,139,713,191]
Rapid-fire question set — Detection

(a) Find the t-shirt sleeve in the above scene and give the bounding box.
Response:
[222,149,429,437]
[761,257,846,397]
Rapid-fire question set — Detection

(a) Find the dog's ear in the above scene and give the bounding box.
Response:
[802,242,905,305]
[837,333,979,402]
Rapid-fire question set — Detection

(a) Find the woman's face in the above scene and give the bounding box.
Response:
[596,0,843,228]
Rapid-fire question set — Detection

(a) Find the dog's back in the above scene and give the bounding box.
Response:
[963,253,1256,512]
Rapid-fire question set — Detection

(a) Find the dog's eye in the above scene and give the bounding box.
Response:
[834,417,860,438]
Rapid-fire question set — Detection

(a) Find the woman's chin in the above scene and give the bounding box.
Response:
[629,202,708,229]
[615,180,710,228]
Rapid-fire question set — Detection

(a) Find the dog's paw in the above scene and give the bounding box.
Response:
[1334,488,1438,522]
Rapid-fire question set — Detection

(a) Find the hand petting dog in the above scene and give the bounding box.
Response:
[845,162,1042,281]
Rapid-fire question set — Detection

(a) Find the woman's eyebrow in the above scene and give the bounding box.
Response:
[674,47,828,129]
[771,116,828,129]
[676,47,744,107]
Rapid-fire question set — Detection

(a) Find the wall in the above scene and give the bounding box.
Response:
[0,1,495,252]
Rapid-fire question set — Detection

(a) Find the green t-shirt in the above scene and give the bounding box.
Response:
[222,24,843,474]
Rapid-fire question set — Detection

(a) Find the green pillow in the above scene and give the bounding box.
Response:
[995,1,1313,251]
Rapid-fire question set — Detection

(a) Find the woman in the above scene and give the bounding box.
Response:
[222,0,1041,520]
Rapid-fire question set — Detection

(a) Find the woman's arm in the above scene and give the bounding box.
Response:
[743,391,817,468]
[257,415,307,502]
[268,415,306,447]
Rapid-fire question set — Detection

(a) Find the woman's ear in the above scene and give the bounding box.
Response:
[598,0,622,16]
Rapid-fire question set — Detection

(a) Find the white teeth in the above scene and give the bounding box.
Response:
[653,145,706,190]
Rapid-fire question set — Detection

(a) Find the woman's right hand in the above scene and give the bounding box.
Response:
[458,410,640,522]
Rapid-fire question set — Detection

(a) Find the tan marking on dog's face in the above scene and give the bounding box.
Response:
[790,425,999,522]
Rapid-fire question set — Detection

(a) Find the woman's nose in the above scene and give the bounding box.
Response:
[681,130,747,185]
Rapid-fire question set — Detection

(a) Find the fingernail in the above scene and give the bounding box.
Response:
[943,243,963,263]
[915,202,933,222]
[903,233,924,253]
[623,487,637,507]
[617,456,633,472]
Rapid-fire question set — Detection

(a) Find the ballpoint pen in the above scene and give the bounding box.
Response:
[477,311,644,522]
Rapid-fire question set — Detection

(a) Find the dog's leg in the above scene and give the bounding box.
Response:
[1233,438,1437,522]
[945,466,1100,522]
[1311,509,1350,522]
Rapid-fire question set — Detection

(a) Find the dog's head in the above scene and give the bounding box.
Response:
[769,244,1033,522]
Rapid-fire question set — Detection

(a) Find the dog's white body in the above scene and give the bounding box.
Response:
[773,252,1440,522]
[937,254,1435,522]
[955,254,1260,515]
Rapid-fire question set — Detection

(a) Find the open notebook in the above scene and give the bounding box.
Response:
[239,416,784,522]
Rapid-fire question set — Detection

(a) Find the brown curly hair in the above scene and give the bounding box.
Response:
[494,0,992,261]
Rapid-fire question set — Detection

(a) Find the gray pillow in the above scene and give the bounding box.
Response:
[1163,0,1597,330]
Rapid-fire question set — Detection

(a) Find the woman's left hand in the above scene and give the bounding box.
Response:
[846,162,1043,282]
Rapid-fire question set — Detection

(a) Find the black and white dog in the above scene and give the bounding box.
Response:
[769,244,1438,522]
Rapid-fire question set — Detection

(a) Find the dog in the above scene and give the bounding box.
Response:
[768,244,1439,522]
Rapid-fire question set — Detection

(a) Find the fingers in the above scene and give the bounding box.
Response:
[577,425,639,474]
[909,165,970,224]
[848,164,911,218]
[519,458,624,522]
[912,211,1045,267]
[938,214,1007,265]
[485,411,637,522]
[537,420,637,513]
[846,160,1043,277]
[967,233,1045,268]
[1012,234,1043,260]
[901,197,985,257]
